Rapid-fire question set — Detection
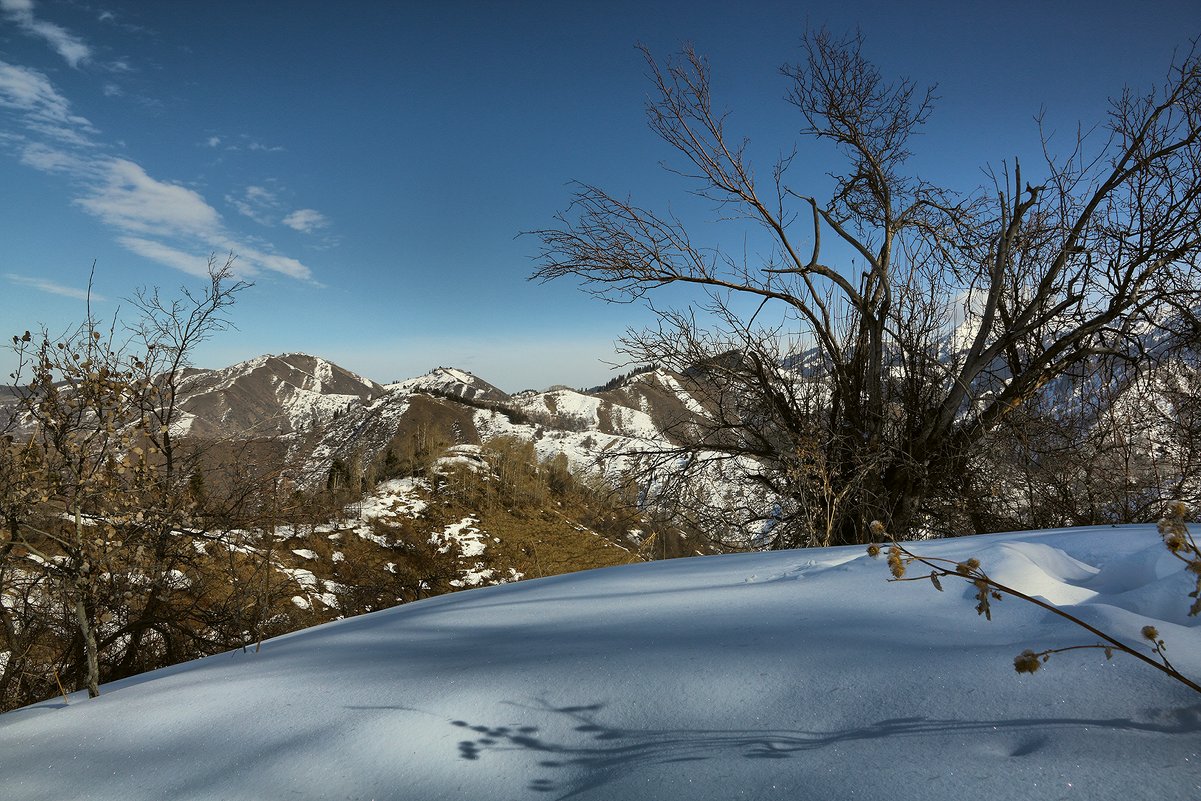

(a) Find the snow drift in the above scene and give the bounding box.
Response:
[1,524,1198,800]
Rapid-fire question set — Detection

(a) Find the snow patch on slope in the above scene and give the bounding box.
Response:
[312,478,429,544]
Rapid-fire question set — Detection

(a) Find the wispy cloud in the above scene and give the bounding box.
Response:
[76,164,314,281]
[209,133,285,153]
[14,149,316,282]
[94,7,153,36]
[0,52,316,284]
[239,246,313,281]
[226,189,331,244]
[5,272,104,301]
[282,208,329,233]
[77,159,223,238]
[115,237,216,279]
[19,141,91,174]
[0,59,98,145]
[227,184,279,226]
[0,0,92,68]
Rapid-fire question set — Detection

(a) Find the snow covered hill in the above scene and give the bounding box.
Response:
[386,366,509,402]
[172,352,385,439]
[0,350,765,535]
[150,354,701,492]
[2,524,1198,800]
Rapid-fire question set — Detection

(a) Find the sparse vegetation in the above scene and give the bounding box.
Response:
[0,331,664,710]
[587,364,658,394]
[869,505,1201,695]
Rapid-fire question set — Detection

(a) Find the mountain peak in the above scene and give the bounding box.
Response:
[387,366,509,402]
[170,352,384,439]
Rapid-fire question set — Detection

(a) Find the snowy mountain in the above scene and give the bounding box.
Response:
[170,352,386,439]
[386,365,509,402]
[0,352,388,442]
[153,354,716,501]
[2,523,1197,799]
[161,354,716,602]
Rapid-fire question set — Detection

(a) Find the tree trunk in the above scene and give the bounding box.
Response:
[74,595,100,698]
[73,506,100,698]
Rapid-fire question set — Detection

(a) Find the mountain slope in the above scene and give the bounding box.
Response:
[172,352,385,439]
[1,524,1198,800]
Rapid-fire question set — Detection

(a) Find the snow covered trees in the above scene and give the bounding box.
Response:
[535,31,1201,546]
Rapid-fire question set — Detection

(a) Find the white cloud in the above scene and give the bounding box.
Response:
[115,237,222,279]
[78,165,315,281]
[25,20,90,67]
[234,244,313,281]
[215,134,284,153]
[227,184,279,225]
[0,60,62,111]
[5,272,104,301]
[0,59,97,147]
[0,0,91,68]
[19,141,92,174]
[0,57,318,285]
[76,158,223,238]
[0,60,94,128]
[282,208,328,233]
[24,120,95,148]
[116,236,314,283]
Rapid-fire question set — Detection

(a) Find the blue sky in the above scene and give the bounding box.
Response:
[0,1,1197,391]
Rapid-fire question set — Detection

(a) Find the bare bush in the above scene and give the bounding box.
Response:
[535,31,1201,547]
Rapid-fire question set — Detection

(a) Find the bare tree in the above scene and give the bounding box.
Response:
[0,257,251,701]
[534,31,1201,546]
[106,255,249,675]
[129,254,249,487]
[3,313,151,697]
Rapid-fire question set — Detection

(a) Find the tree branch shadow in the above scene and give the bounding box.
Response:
[450,699,1201,799]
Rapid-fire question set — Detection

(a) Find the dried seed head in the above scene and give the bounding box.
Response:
[1014,650,1042,674]
[955,557,981,576]
[1141,625,1159,642]
[868,520,886,537]
[866,543,881,558]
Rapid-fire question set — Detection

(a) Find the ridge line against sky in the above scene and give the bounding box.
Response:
[0,1,1197,391]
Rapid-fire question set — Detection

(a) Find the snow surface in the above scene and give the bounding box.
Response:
[1,524,1199,800]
